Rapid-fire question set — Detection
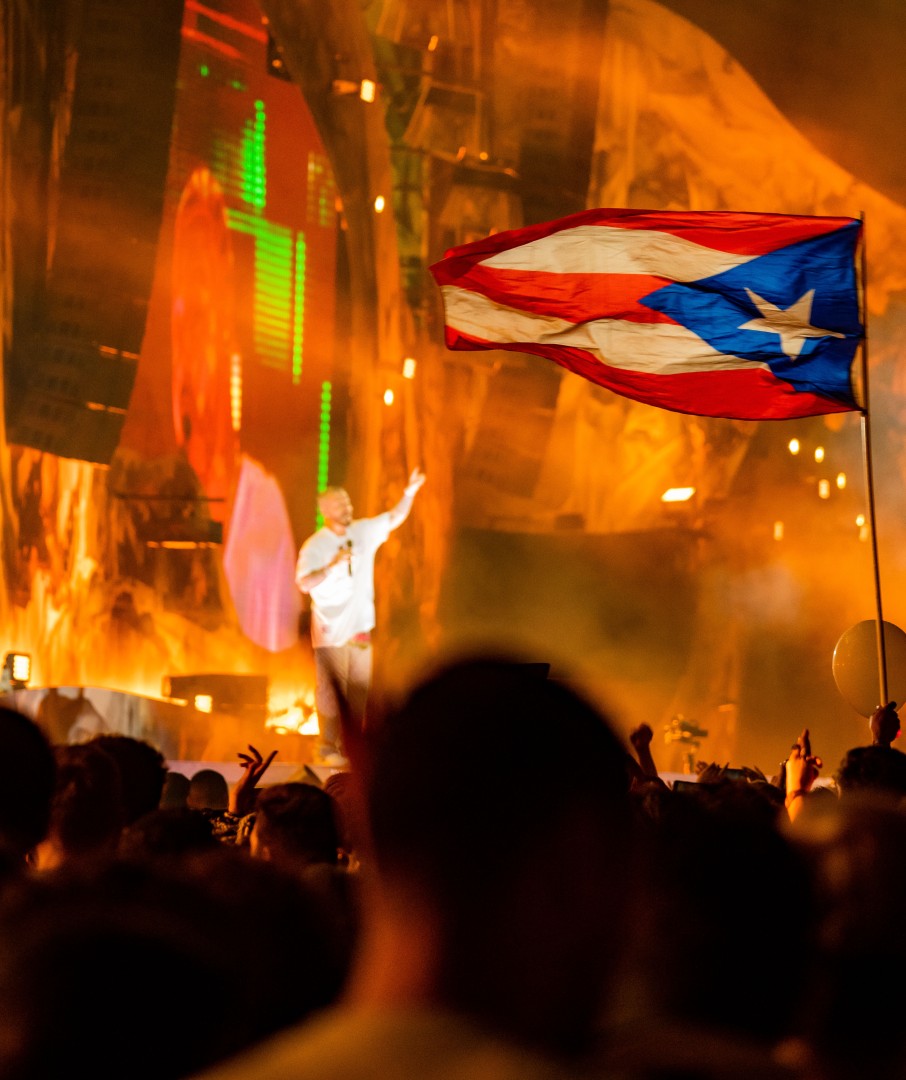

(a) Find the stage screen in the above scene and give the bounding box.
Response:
[119,0,339,651]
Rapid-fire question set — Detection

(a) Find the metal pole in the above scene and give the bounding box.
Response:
[859,213,889,705]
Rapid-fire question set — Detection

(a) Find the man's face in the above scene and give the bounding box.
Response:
[321,489,353,530]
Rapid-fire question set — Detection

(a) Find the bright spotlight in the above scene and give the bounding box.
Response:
[661,487,695,503]
[788,438,800,455]
[2,652,31,688]
[194,694,213,713]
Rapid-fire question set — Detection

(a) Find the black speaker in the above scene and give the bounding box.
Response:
[7,0,184,462]
[461,357,561,498]
[162,673,269,723]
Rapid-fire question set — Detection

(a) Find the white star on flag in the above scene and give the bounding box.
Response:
[739,288,845,360]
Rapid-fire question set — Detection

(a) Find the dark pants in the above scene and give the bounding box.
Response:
[313,642,372,755]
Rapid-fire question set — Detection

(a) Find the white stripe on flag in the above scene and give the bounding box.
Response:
[479,225,756,280]
[441,285,769,376]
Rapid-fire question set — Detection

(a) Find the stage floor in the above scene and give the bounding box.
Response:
[165,760,342,787]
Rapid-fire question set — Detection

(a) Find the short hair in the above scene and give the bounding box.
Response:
[364,655,634,1054]
[50,743,123,856]
[367,656,631,897]
[254,783,340,865]
[160,771,190,809]
[187,769,229,811]
[317,486,348,509]
[89,735,167,824]
[835,745,906,800]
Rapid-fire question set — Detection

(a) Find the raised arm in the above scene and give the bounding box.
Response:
[387,467,426,531]
[784,727,822,823]
[231,743,277,817]
[629,723,659,779]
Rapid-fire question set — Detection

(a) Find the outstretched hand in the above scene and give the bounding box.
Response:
[405,467,426,497]
[870,701,900,747]
[231,744,277,816]
[629,723,659,779]
[629,723,653,753]
[785,728,822,808]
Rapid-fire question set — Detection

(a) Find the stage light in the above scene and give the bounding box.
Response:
[331,78,376,102]
[661,486,695,503]
[300,711,320,736]
[773,521,784,541]
[266,33,292,82]
[427,34,439,51]
[374,195,385,213]
[2,652,31,689]
[383,388,395,406]
[788,438,800,455]
[856,513,866,527]
[814,446,825,463]
[402,357,416,379]
[818,479,830,499]
[164,674,269,723]
[836,471,846,490]
[230,351,242,432]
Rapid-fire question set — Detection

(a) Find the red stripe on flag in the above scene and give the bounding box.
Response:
[444,331,853,421]
[433,266,678,324]
[431,208,858,277]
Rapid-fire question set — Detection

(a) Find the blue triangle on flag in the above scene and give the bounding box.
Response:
[639,222,862,405]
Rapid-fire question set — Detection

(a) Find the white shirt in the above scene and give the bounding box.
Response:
[295,513,393,647]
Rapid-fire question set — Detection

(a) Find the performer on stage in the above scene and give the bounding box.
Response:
[295,467,426,766]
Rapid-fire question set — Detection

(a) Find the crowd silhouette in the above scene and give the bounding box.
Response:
[0,659,903,1080]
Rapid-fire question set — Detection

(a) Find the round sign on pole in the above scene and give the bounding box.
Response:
[832,620,906,717]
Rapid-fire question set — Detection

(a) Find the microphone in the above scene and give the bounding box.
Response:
[346,539,353,576]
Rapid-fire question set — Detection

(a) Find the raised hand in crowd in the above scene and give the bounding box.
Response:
[784,727,822,821]
[231,744,277,817]
[629,722,659,778]
[869,701,900,747]
[693,760,766,783]
[695,760,729,783]
[626,722,667,793]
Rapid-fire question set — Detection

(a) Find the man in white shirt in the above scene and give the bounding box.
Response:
[295,467,426,765]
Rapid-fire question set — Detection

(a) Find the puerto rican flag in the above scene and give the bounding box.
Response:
[429,209,864,420]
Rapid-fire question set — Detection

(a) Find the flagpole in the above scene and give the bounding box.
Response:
[858,212,889,706]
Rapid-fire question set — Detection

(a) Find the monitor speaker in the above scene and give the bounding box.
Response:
[7,0,183,463]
